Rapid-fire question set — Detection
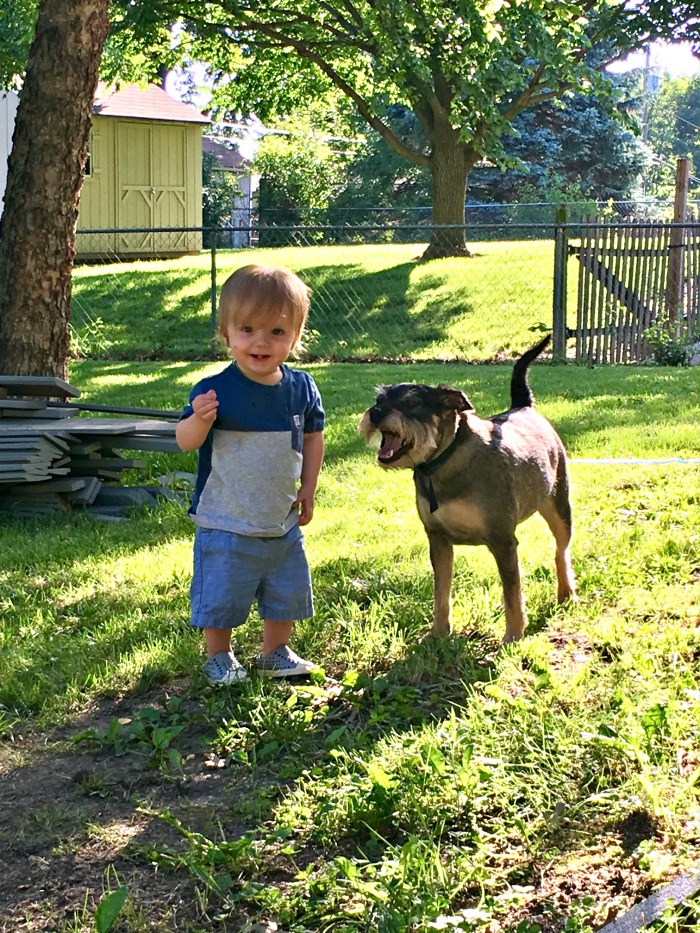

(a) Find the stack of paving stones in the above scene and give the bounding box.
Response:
[0,375,186,519]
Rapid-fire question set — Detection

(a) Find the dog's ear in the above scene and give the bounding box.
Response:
[437,385,474,412]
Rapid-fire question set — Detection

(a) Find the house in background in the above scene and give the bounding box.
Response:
[0,90,19,218]
[202,136,258,247]
[79,84,209,257]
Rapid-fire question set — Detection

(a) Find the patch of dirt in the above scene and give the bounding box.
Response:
[511,856,651,933]
[505,810,665,933]
[546,630,593,672]
[0,682,252,932]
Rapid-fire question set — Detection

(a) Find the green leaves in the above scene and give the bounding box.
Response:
[0,0,38,85]
[94,886,128,933]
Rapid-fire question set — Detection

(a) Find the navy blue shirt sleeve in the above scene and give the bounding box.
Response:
[303,374,324,433]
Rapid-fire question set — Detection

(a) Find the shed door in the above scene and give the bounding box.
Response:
[117,121,189,253]
[152,124,188,251]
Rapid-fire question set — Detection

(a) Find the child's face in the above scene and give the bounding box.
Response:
[224,310,299,384]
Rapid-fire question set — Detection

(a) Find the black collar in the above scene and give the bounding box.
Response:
[413,417,467,513]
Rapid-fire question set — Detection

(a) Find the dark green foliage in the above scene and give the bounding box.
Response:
[469,82,648,203]
[329,105,431,220]
[645,74,700,198]
[202,151,241,247]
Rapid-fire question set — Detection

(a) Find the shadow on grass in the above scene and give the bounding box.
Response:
[298,261,478,359]
[71,256,488,362]
[73,267,213,360]
[0,507,196,717]
[0,528,581,929]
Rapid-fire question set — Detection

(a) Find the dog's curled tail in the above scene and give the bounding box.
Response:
[510,334,551,409]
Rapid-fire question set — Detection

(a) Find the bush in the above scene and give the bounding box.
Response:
[645,318,700,366]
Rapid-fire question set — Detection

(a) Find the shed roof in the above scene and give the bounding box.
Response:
[93,84,209,125]
[202,136,247,171]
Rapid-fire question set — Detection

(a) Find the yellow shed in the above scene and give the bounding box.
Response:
[77,84,209,258]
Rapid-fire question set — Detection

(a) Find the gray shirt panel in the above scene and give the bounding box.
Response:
[193,429,302,537]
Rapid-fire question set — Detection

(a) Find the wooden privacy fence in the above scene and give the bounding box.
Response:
[564,217,700,364]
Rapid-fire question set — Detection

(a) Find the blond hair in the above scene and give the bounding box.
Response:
[218,264,311,351]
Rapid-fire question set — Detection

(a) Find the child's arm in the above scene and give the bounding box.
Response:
[175,389,219,451]
[295,431,324,526]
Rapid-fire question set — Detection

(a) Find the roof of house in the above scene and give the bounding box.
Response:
[93,84,209,125]
[202,136,246,171]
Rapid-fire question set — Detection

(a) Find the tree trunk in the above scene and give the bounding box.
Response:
[423,122,475,260]
[0,0,110,379]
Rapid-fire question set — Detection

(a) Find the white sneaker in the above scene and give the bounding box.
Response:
[203,650,247,685]
[256,645,315,678]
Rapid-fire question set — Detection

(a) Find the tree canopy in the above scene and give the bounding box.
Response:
[645,73,700,197]
[108,0,700,255]
[0,0,38,86]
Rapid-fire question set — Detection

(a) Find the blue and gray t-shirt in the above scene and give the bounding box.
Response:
[181,363,324,537]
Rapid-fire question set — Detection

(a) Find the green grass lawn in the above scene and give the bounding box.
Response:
[1,361,699,932]
[72,241,579,362]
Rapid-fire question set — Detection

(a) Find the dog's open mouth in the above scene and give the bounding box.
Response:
[378,432,411,464]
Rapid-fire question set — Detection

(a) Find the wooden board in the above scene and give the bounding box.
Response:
[93,486,157,507]
[5,477,89,495]
[100,436,181,453]
[0,438,69,453]
[69,457,147,474]
[0,406,77,419]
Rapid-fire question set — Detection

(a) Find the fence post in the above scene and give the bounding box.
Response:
[210,232,218,359]
[665,157,689,325]
[552,204,569,360]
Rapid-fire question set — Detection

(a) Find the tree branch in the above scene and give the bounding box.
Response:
[209,0,377,53]
[205,7,432,166]
[502,62,547,122]
[318,0,365,35]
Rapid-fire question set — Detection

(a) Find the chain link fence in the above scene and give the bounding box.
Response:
[72,204,700,364]
[235,199,700,239]
[73,222,562,363]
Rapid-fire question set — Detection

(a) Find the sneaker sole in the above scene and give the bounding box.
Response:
[257,666,313,679]
[205,670,248,686]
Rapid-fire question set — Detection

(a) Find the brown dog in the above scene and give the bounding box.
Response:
[359,335,576,642]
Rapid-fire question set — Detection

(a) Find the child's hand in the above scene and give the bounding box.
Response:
[192,389,218,425]
[294,484,316,525]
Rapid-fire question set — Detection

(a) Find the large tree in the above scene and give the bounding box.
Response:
[0,0,110,378]
[113,0,700,257]
[645,74,700,197]
[469,81,649,204]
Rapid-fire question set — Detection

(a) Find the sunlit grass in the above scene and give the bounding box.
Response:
[72,241,579,361]
[1,360,699,930]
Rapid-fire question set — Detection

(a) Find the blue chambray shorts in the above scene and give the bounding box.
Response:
[190,523,314,629]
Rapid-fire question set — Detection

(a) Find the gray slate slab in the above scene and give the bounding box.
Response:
[0,375,80,398]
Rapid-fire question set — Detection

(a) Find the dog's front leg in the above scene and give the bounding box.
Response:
[488,536,526,642]
[428,533,454,634]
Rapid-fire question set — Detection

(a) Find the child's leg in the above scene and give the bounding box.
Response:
[259,619,314,677]
[256,527,314,677]
[204,627,233,659]
[190,529,256,684]
[262,619,293,655]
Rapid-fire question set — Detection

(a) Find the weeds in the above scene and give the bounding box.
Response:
[73,695,189,776]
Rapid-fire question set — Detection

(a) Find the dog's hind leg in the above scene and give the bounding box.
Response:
[488,536,527,642]
[428,533,454,634]
[538,495,576,604]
